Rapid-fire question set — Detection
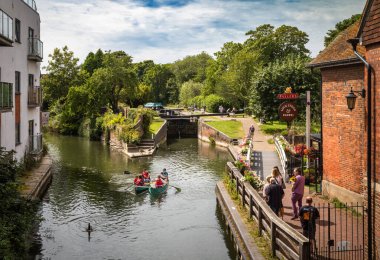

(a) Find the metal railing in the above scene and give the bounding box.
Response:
[28,86,42,107]
[274,135,288,180]
[0,10,13,41]
[28,38,43,60]
[226,162,310,259]
[0,82,13,110]
[28,134,42,155]
[23,0,37,11]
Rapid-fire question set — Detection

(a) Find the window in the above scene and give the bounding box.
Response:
[15,71,20,93]
[15,123,21,145]
[28,74,33,88]
[15,19,20,43]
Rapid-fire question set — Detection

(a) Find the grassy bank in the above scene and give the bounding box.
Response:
[206,120,244,139]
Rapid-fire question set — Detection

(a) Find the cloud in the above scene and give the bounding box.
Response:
[38,0,365,68]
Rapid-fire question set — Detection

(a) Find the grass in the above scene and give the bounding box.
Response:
[144,118,165,138]
[206,120,244,139]
[259,120,321,136]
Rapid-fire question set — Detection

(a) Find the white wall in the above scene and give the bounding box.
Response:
[0,0,41,160]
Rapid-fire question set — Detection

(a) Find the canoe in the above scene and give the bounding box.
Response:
[135,184,150,195]
[149,181,169,196]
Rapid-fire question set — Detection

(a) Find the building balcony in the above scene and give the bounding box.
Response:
[0,82,13,112]
[28,86,42,107]
[23,0,38,11]
[28,38,43,61]
[0,10,13,47]
[28,134,43,155]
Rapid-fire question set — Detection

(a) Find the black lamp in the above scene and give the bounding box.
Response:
[346,87,365,111]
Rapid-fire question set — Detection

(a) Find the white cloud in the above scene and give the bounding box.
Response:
[38,0,365,68]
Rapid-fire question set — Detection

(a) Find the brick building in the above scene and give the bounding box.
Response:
[309,20,366,204]
[310,0,380,257]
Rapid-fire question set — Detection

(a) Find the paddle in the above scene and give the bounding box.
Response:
[169,185,181,192]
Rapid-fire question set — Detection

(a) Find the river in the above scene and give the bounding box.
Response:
[31,134,237,260]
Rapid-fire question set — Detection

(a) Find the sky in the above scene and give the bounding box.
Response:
[37,0,366,68]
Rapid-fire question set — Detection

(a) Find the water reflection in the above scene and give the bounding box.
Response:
[31,134,236,259]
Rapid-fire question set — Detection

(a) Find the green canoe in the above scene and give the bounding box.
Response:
[149,181,169,196]
[135,184,150,195]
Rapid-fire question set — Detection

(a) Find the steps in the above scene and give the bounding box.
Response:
[127,139,155,152]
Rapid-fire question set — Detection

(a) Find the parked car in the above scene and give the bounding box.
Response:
[144,102,163,110]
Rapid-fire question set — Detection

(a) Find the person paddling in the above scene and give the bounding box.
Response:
[142,169,151,183]
[160,168,169,181]
[134,175,144,186]
[155,175,164,188]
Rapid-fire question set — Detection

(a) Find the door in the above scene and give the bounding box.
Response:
[29,120,34,151]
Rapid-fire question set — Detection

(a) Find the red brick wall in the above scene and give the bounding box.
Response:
[321,64,365,195]
[364,42,380,258]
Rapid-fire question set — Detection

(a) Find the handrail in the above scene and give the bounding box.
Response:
[225,162,310,259]
[274,135,288,181]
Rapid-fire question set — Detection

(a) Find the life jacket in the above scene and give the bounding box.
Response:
[156,178,163,187]
[142,172,150,179]
[134,177,141,185]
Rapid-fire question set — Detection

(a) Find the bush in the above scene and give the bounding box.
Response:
[208,136,216,145]
[0,148,40,258]
[189,95,205,108]
[204,94,230,113]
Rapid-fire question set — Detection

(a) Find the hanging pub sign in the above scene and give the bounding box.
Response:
[279,102,298,122]
[276,87,299,100]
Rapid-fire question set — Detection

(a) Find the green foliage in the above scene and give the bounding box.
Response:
[189,95,205,108]
[42,46,84,108]
[250,54,320,121]
[204,94,230,113]
[208,136,216,145]
[242,171,264,190]
[82,49,104,75]
[0,149,40,258]
[171,52,213,85]
[179,80,203,106]
[324,14,361,47]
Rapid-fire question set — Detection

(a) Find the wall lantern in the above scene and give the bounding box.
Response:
[346,87,365,110]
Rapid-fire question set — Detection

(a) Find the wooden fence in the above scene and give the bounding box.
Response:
[226,162,310,260]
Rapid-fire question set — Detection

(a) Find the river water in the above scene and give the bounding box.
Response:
[31,134,237,260]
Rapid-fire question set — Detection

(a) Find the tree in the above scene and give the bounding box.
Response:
[249,55,320,121]
[324,14,361,47]
[85,51,138,113]
[179,80,203,106]
[82,49,104,75]
[244,24,310,63]
[143,64,174,103]
[41,46,82,107]
[171,52,213,85]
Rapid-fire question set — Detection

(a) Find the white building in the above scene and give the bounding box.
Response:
[0,0,43,160]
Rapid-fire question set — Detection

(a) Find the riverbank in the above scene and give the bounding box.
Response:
[19,155,53,200]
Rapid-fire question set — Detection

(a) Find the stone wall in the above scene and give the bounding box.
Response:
[198,120,232,147]
[320,64,365,202]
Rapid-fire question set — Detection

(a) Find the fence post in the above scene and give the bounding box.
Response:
[242,184,246,207]
[236,176,239,195]
[249,194,253,219]
[300,241,310,260]
[258,206,263,236]
[271,221,276,257]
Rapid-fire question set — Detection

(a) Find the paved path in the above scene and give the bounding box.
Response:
[220,116,364,256]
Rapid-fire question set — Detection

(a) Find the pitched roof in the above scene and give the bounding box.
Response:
[308,20,365,68]
[357,0,375,38]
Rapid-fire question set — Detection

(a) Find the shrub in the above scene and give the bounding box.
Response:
[241,147,248,155]
[189,95,205,108]
[204,94,230,113]
[209,136,216,145]
[242,171,264,190]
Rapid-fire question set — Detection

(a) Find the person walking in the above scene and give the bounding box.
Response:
[299,196,320,253]
[265,178,284,216]
[291,167,305,220]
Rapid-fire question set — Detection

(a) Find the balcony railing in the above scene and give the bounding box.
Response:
[23,0,37,11]
[28,38,43,61]
[28,86,42,107]
[29,134,43,155]
[0,9,13,46]
[0,82,13,111]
